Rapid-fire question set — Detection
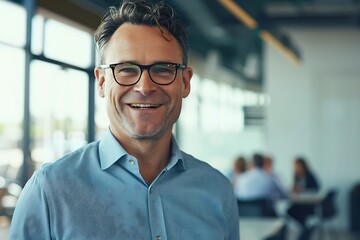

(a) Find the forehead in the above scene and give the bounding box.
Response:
[103,23,182,64]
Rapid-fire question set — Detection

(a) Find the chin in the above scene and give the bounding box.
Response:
[125,127,164,140]
[130,132,162,140]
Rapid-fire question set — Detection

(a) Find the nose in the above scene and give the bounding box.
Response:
[133,69,157,96]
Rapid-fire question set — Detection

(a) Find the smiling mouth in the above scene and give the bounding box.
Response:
[129,104,161,109]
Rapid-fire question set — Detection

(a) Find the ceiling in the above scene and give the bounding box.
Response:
[12,0,360,88]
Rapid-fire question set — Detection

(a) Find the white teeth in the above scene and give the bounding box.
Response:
[129,104,160,109]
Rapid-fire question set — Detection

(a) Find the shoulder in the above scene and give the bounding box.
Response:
[36,141,100,181]
[307,172,320,186]
[182,151,221,174]
[180,151,237,211]
[241,168,262,178]
[181,151,231,186]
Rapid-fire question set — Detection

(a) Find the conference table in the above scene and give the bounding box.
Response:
[275,191,326,216]
[239,217,285,240]
[239,192,327,239]
[290,191,325,204]
[291,191,328,237]
[290,191,327,223]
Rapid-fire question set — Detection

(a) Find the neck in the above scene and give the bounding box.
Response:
[114,130,173,184]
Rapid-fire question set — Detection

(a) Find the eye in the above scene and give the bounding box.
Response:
[120,67,137,73]
[114,64,139,76]
[151,64,175,76]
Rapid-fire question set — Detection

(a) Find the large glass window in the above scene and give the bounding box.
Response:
[200,79,220,132]
[95,81,109,140]
[0,1,26,47]
[0,1,25,180]
[30,60,89,167]
[180,74,200,130]
[31,13,92,68]
[44,19,92,68]
[0,45,25,180]
[28,11,93,169]
[31,14,45,55]
[178,73,266,174]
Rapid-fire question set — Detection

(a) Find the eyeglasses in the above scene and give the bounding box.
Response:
[99,62,186,86]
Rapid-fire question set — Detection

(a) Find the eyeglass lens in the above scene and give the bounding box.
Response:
[113,63,177,85]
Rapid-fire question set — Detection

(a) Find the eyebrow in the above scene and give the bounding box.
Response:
[115,60,180,65]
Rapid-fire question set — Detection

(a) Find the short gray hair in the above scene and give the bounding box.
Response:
[94,0,189,65]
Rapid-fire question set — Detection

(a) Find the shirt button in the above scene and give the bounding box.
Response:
[155,235,161,240]
[149,187,153,193]
[129,159,135,165]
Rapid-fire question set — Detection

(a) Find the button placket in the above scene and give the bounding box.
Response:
[148,182,167,240]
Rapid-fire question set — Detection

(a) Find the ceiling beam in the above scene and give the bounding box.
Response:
[218,0,302,65]
[218,0,257,29]
[170,0,233,46]
[37,0,101,30]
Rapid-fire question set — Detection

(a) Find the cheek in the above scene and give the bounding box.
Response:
[105,84,122,111]
[170,89,184,108]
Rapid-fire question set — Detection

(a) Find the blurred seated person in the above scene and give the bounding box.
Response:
[234,153,288,201]
[230,156,247,186]
[263,155,288,200]
[292,157,319,194]
[287,157,320,240]
[263,155,274,174]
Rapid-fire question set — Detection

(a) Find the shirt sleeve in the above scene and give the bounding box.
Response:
[9,170,52,239]
[272,175,289,199]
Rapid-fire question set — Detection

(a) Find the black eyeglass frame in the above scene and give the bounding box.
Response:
[99,62,187,86]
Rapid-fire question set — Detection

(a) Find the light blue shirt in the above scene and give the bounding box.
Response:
[10,130,239,240]
[234,168,288,200]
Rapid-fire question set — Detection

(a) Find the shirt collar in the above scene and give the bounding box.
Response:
[99,129,186,171]
[167,136,186,171]
[99,129,128,170]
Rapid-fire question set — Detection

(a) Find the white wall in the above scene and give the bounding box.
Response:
[180,126,267,174]
[265,27,360,230]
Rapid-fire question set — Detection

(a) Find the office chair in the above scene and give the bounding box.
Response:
[318,189,338,240]
[237,198,277,217]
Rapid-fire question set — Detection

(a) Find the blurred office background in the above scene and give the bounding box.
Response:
[0,0,360,239]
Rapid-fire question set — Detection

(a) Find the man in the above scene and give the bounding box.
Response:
[263,155,288,200]
[234,153,288,201]
[10,1,239,239]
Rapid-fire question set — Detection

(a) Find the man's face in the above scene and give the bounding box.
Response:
[95,23,192,141]
[294,161,303,175]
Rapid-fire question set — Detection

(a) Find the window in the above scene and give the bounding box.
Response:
[31,13,93,68]
[44,19,92,68]
[0,1,95,181]
[95,81,109,140]
[30,60,88,166]
[180,74,200,129]
[0,1,26,47]
[0,1,25,180]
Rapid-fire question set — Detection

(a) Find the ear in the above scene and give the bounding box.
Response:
[94,67,105,98]
[181,66,193,98]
